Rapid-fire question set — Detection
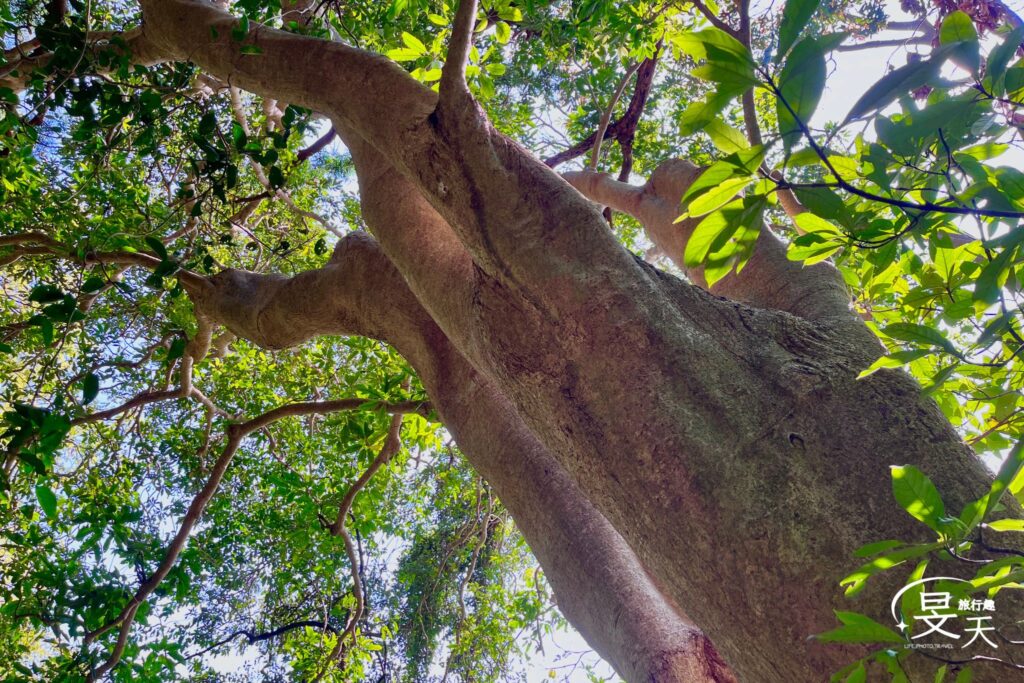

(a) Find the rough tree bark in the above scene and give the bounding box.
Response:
[15,0,1021,679]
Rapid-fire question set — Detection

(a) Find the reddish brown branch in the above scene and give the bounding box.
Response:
[544,48,660,168]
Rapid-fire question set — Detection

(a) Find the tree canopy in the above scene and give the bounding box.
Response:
[2,0,1024,681]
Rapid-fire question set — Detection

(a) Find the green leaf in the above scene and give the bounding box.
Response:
[269,166,286,189]
[684,208,734,267]
[982,440,1024,521]
[680,161,746,208]
[672,28,753,64]
[844,53,946,122]
[81,276,106,294]
[495,21,511,44]
[881,323,959,356]
[973,245,1018,306]
[35,484,57,519]
[691,61,758,90]
[82,373,99,405]
[232,15,250,42]
[986,519,1024,532]
[853,539,905,557]
[891,465,946,532]
[687,176,751,217]
[401,32,427,55]
[145,235,168,261]
[387,48,424,62]
[776,36,826,151]
[986,25,1024,84]
[29,284,64,304]
[939,11,980,74]
[775,0,820,62]
[856,349,930,378]
[817,611,905,644]
[704,117,748,153]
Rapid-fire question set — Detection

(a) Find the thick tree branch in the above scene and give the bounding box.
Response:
[190,232,735,682]
[438,0,477,111]
[563,163,856,321]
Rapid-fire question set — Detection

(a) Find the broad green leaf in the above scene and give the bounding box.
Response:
[495,21,511,44]
[939,11,980,74]
[982,441,1024,521]
[680,161,745,208]
[891,465,946,532]
[841,542,941,596]
[817,611,905,644]
[881,323,958,356]
[386,47,423,62]
[776,37,826,152]
[704,117,749,153]
[986,519,1024,532]
[973,245,1018,306]
[691,61,759,90]
[853,539,905,557]
[35,484,57,519]
[793,212,841,236]
[672,28,753,63]
[145,235,168,261]
[856,349,930,379]
[684,207,734,267]
[775,0,820,62]
[687,176,751,217]
[844,52,946,122]
[987,25,1024,86]
[401,32,427,54]
[82,373,99,405]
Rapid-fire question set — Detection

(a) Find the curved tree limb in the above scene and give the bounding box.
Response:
[83,397,424,680]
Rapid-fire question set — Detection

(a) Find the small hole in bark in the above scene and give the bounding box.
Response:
[788,433,805,449]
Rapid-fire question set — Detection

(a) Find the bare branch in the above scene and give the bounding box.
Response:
[315,411,405,678]
[83,398,424,679]
[545,51,660,168]
[589,62,641,171]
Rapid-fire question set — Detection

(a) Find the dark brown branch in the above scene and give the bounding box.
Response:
[544,49,660,168]
[296,126,336,161]
[185,619,340,660]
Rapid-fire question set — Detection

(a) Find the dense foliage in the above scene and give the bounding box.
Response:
[1,0,1023,680]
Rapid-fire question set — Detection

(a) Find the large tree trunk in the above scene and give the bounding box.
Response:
[117,1,1021,679]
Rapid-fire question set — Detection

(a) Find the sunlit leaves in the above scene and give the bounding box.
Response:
[775,36,827,152]
[890,465,947,533]
[938,11,980,75]
[775,0,821,62]
[817,611,905,644]
[843,52,948,123]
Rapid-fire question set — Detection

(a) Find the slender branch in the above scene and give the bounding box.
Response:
[185,619,340,660]
[590,62,641,171]
[297,127,337,161]
[767,75,1024,220]
[83,398,424,679]
[545,50,660,168]
[691,0,738,36]
[836,37,932,52]
[315,411,405,679]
